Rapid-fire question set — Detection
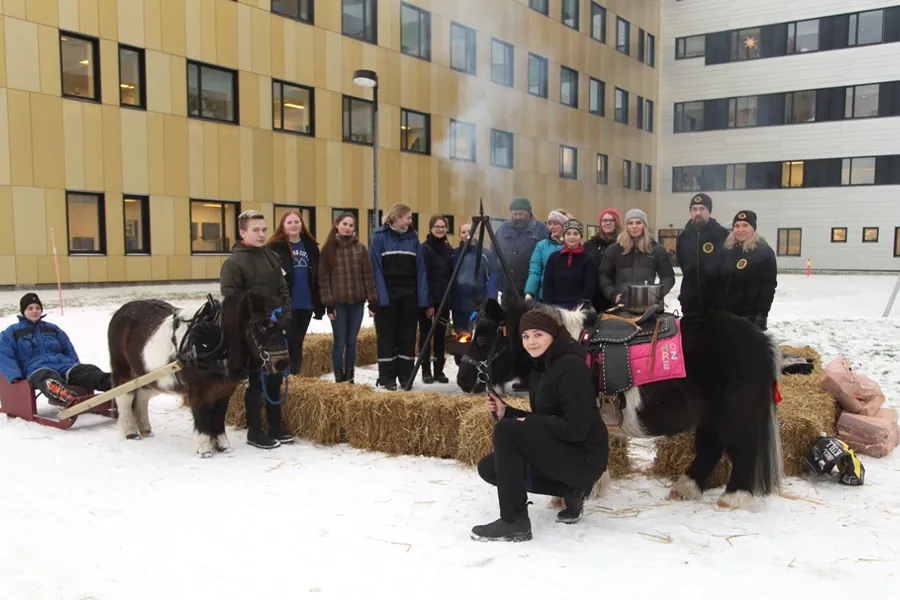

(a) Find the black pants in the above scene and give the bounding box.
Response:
[478,418,607,521]
[374,295,418,385]
[29,364,112,394]
[244,368,284,433]
[418,303,449,373]
[287,308,313,375]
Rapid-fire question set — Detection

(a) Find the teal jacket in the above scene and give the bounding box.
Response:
[524,235,564,300]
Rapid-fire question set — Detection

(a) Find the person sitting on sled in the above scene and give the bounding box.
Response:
[0,293,113,404]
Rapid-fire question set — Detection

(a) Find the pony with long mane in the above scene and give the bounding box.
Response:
[449,298,783,509]
[107,291,290,457]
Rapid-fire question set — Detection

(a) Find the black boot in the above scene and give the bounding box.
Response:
[334,370,345,383]
[470,515,532,542]
[247,428,281,449]
[345,367,355,384]
[246,377,280,449]
[433,360,449,384]
[265,401,294,445]
[556,488,586,524]
[376,378,397,391]
[422,362,434,384]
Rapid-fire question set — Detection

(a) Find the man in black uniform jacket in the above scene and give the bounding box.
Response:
[675,193,728,315]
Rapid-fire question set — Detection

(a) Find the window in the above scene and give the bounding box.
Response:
[275,205,317,238]
[272,0,312,23]
[342,95,373,145]
[638,28,645,62]
[644,164,652,192]
[637,96,644,128]
[191,200,238,254]
[273,80,314,135]
[491,129,514,169]
[559,146,577,179]
[596,153,608,184]
[528,53,548,98]
[491,39,514,87]
[342,0,377,44]
[529,0,548,15]
[675,35,705,59]
[451,120,476,162]
[845,84,879,119]
[400,108,430,154]
[863,227,879,243]
[623,160,632,188]
[123,195,150,254]
[187,61,238,124]
[562,0,579,31]
[614,87,628,124]
[849,10,883,46]
[118,45,145,109]
[729,96,758,127]
[895,228,900,257]
[831,227,847,243]
[784,90,816,123]
[635,162,643,190]
[842,157,876,185]
[645,99,654,132]
[646,33,656,66]
[731,28,761,61]
[560,66,578,108]
[782,161,804,187]
[726,163,747,190]
[590,2,606,42]
[674,101,704,132]
[450,22,476,75]
[658,229,680,265]
[589,78,605,115]
[787,19,819,53]
[400,3,431,60]
[777,228,802,257]
[616,17,630,55]
[66,192,106,254]
[60,32,100,101]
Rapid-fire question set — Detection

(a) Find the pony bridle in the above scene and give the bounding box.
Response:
[251,307,290,370]
[462,323,509,392]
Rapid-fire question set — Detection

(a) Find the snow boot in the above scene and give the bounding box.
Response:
[470,515,532,542]
[422,362,434,384]
[556,488,586,524]
[266,402,293,444]
[433,360,449,384]
[345,367,355,384]
[42,377,79,405]
[247,428,281,450]
[376,378,397,391]
[334,370,345,383]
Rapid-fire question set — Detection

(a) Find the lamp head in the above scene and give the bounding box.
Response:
[353,69,378,88]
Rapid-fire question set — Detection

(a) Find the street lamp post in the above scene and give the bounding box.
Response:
[353,69,379,239]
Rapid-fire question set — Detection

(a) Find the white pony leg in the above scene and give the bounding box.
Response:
[214,434,232,453]
[668,475,703,502]
[194,431,215,458]
[136,388,153,437]
[589,471,612,499]
[620,387,648,438]
[716,490,755,510]
[115,391,140,439]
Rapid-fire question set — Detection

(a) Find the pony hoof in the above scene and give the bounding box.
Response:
[716,491,754,510]
[214,435,232,453]
[197,450,214,459]
[667,475,702,502]
[126,433,142,440]
[140,430,153,438]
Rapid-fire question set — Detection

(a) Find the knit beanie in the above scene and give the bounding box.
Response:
[20,292,42,315]
[733,210,758,231]
[599,208,621,224]
[547,210,568,226]
[624,209,649,226]
[519,310,560,338]
[510,197,532,212]
[690,193,713,212]
[563,219,584,237]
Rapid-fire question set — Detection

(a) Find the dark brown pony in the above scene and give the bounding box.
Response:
[107,291,290,457]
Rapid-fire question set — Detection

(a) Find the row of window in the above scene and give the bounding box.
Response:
[674,80,900,133]
[831,227,882,244]
[672,154,900,192]
[675,6,900,65]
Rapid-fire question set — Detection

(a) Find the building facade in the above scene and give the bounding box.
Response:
[657,0,900,271]
[0,0,659,287]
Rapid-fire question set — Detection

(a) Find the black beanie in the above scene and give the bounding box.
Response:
[20,293,42,315]
[519,310,560,338]
[733,210,758,231]
[690,193,712,212]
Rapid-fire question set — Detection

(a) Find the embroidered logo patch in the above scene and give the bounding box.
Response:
[737,212,747,220]
[736,258,748,270]
[702,241,714,254]
[692,195,703,204]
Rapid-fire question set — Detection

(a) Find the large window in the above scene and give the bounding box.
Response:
[784,90,816,123]
[731,28,762,61]
[596,153,608,184]
[638,28,645,62]
[560,66,578,108]
[781,161,804,188]
[863,227,879,243]
[614,87,628,124]
[342,95,373,145]
[400,108,430,154]
[674,101,704,132]
[118,45,145,109]
[342,0,377,44]
[787,19,819,53]
[450,22,476,75]
[635,162,643,191]
[528,53,548,98]
[729,96,758,127]
[491,129,514,169]
[60,32,100,101]
[645,99,654,132]
[191,200,238,254]
[849,10,884,46]
[451,120,476,162]
[646,33,656,67]
[616,17,630,55]
[623,160,632,188]
[272,0,312,23]
[590,2,606,42]
[841,157,875,185]
[894,228,900,257]
[273,80,314,135]
[559,146,577,179]
[644,164,652,192]
[66,192,105,254]
[187,61,238,124]
[589,78,605,116]
[831,227,847,243]
[675,35,705,59]
[275,204,317,238]
[562,0,579,31]
[491,38,514,87]
[124,195,150,254]
[400,3,431,60]
[529,0,548,16]
[637,95,644,129]
[777,228,802,257]
[845,84,879,119]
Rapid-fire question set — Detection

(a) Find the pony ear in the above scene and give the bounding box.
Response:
[484,298,505,323]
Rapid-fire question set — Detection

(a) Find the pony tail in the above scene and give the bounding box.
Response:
[221,292,250,380]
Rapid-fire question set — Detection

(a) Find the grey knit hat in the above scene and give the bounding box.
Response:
[624,209,648,226]
[563,219,584,237]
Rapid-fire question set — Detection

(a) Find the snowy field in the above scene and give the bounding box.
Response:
[1,274,899,598]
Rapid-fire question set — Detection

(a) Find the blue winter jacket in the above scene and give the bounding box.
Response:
[369,225,430,308]
[524,235,565,300]
[450,243,498,313]
[0,316,80,382]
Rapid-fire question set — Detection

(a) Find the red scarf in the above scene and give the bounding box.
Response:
[560,244,583,267]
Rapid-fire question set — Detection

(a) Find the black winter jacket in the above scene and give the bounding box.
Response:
[675,219,729,314]
[598,240,676,303]
[422,233,454,305]
[220,242,290,309]
[716,240,778,319]
[269,235,325,319]
[542,249,596,307]
[583,235,616,311]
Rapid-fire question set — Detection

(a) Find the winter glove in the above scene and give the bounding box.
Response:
[753,315,768,331]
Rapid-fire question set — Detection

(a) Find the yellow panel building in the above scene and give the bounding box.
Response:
[0,0,658,287]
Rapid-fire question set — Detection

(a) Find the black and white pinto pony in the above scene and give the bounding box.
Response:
[449,298,783,509]
[107,291,290,457]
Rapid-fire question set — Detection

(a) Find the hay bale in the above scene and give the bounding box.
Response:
[297,327,379,378]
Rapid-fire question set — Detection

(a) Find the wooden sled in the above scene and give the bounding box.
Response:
[0,373,117,430]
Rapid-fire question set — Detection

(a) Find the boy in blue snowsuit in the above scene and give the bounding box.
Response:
[0,293,113,404]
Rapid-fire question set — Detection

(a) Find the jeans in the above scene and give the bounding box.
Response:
[330,303,365,375]
[288,309,313,375]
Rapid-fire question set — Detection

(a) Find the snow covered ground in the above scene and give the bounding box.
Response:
[1,274,899,598]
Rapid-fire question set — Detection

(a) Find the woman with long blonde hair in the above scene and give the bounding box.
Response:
[716,210,777,331]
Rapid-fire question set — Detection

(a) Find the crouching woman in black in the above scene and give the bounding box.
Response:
[717,210,777,331]
[471,310,608,542]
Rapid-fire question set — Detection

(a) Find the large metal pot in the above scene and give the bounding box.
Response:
[625,283,664,313]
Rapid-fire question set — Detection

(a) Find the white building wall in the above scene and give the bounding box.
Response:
[656,0,900,271]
